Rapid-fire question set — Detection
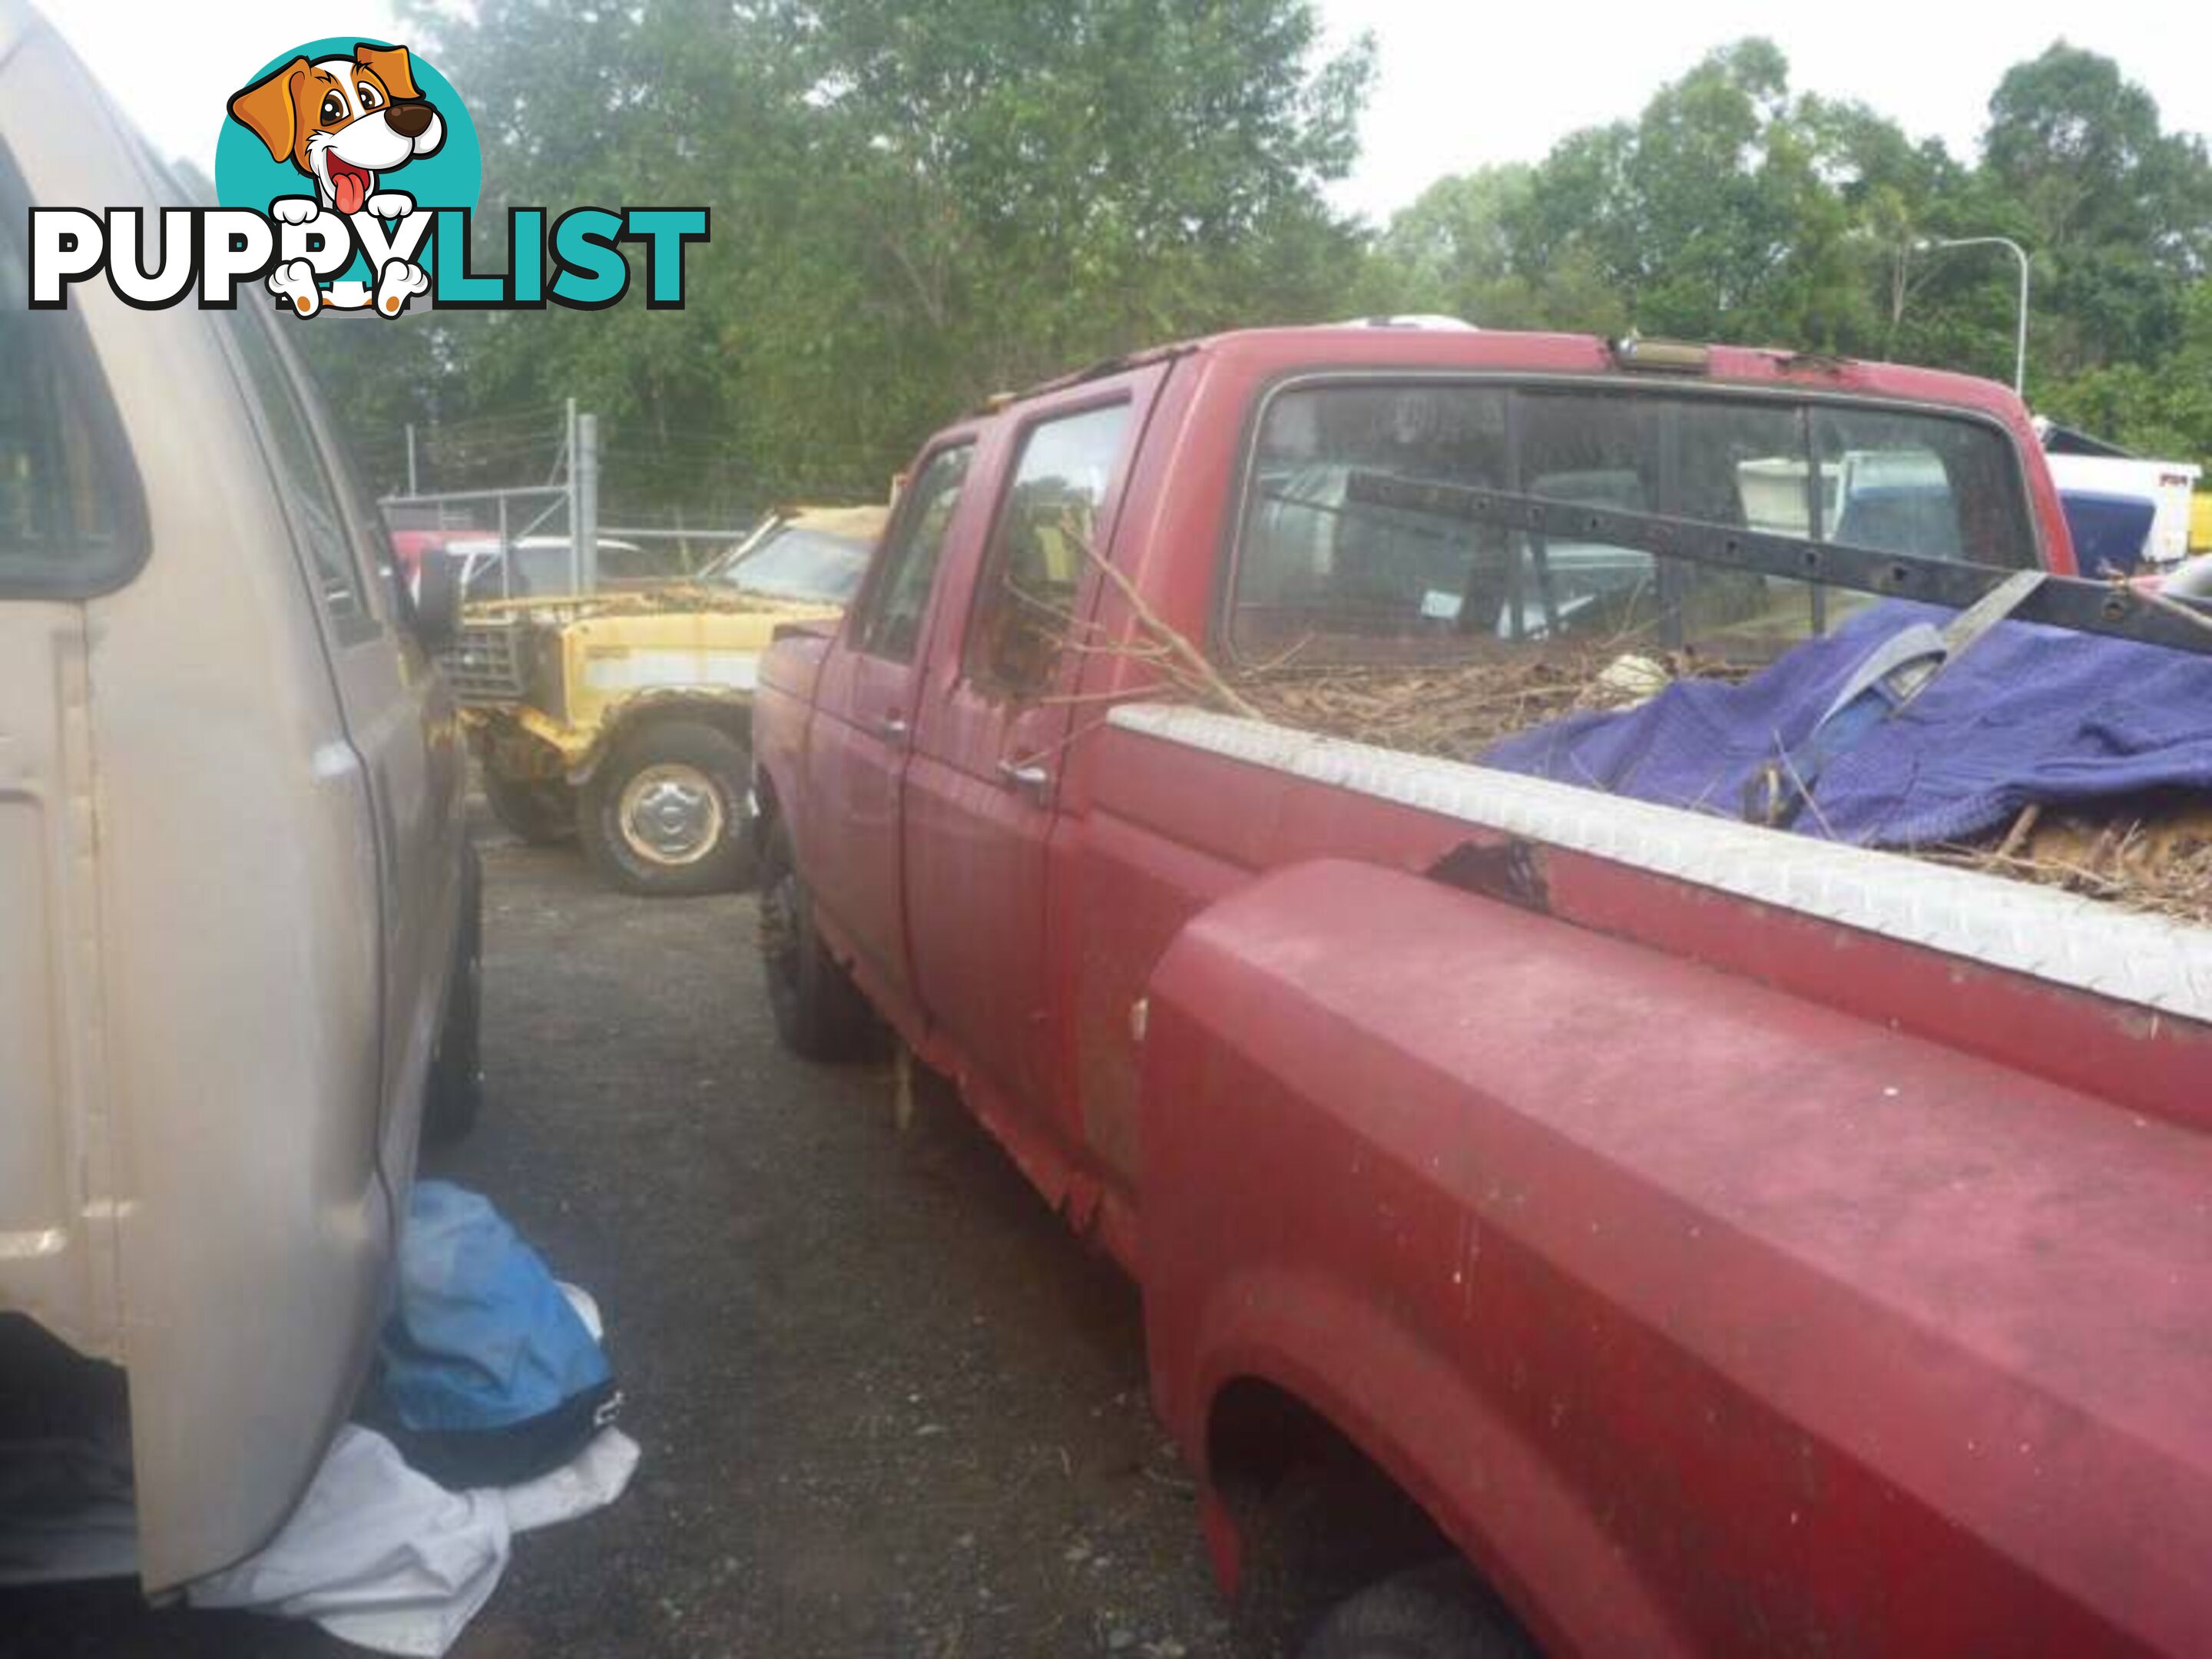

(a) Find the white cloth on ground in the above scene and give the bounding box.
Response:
[188,1422,639,1657]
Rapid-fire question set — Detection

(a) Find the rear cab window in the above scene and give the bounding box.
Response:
[1230,379,2037,667]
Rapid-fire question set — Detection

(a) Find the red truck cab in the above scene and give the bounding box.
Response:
[753,326,2212,1654]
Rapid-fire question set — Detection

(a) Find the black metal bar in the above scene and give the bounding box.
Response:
[1527,531,1561,637]
[1342,470,2212,658]
[1796,409,1828,638]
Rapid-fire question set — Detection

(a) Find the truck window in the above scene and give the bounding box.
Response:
[1240,383,1510,650]
[851,443,972,661]
[969,402,1131,696]
[1230,381,2036,665]
[220,305,379,643]
[0,198,144,598]
[1515,388,1821,652]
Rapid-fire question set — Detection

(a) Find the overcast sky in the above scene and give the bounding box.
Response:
[44,0,2212,224]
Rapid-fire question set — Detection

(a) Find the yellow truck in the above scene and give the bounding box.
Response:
[441,506,886,894]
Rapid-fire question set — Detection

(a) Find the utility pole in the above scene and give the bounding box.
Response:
[405,422,418,495]
[1915,236,2031,398]
[577,412,600,594]
[564,396,581,594]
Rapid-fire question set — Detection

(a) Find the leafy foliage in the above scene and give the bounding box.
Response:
[299,15,2212,514]
[306,0,1371,519]
[1361,38,2212,468]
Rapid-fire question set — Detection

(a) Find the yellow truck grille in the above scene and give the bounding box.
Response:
[439,621,530,705]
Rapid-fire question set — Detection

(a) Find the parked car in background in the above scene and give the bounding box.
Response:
[2038,419,2201,568]
[416,533,668,603]
[700,505,884,605]
[446,504,888,895]
[0,4,478,1592]
[753,323,2212,1655]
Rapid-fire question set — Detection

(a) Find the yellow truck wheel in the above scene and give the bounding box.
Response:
[578,719,755,896]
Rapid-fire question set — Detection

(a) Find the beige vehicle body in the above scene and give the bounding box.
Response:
[0,6,469,1589]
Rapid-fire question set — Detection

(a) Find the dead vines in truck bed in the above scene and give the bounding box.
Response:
[1227,647,1738,764]
[1051,535,2208,927]
[1924,802,2212,926]
[1222,652,2212,926]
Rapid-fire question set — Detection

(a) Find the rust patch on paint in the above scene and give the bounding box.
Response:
[1430,837,1550,913]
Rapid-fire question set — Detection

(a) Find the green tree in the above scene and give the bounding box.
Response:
[366,0,1374,512]
[2042,280,2212,466]
[1495,41,1897,349]
[1979,44,2212,380]
[1356,164,1626,333]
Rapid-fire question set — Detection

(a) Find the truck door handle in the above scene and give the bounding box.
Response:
[876,714,909,743]
[996,758,1051,800]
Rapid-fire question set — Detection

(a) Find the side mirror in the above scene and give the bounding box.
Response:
[414,552,464,650]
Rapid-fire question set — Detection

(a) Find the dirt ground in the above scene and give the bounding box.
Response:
[2,816,1248,1658]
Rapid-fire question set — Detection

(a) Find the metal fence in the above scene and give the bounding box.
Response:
[379,399,760,598]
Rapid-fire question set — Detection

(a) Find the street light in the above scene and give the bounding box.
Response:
[1913,235,2031,399]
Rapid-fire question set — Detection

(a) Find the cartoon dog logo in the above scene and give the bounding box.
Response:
[227,43,443,317]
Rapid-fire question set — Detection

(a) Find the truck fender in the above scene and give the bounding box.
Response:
[570,688,756,784]
[1178,1280,1681,1659]
[1135,858,1687,1657]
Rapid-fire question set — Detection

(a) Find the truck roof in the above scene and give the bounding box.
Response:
[997,324,2031,427]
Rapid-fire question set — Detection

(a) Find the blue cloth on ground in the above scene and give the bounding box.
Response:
[378,1181,611,1434]
[1479,600,2212,846]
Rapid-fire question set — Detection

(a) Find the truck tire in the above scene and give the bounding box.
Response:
[422,845,484,1145]
[578,720,756,897]
[759,820,879,1061]
[482,770,576,846]
[1298,1562,1532,1659]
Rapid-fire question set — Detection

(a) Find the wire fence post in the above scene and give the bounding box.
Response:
[563,397,581,594]
[578,412,600,593]
[378,400,758,599]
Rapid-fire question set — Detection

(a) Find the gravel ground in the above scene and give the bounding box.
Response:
[2,818,1247,1658]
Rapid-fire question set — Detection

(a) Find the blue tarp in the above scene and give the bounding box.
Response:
[1479,601,2212,846]
[378,1182,611,1434]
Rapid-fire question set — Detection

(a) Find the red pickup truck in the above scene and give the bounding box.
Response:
[750,325,2212,1656]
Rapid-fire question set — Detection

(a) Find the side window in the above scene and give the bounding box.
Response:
[0,208,144,596]
[220,306,379,641]
[851,444,972,662]
[969,402,1131,697]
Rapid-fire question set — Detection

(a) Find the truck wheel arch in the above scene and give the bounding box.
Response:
[1133,860,1693,1658]
[575,691,756,785]
[1186,1307,1678,1659]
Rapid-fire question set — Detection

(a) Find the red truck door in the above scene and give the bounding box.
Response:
[794,442,978,1023]
[903,373,1163,1136]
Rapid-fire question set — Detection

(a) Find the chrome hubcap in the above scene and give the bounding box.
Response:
[617,763,725,866]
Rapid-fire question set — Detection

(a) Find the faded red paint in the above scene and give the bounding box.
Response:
[751,326,2210,1654]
